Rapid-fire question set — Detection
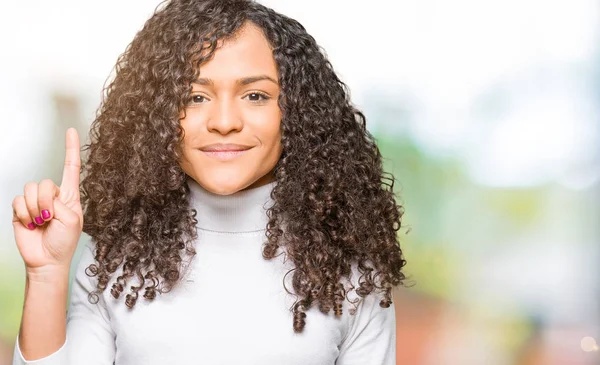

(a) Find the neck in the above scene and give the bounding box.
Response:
[186,176,277,234]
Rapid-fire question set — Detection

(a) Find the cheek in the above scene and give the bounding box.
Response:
[246,106,281,145]
[265,125,283,161]
[179,124,192,151]
[264,109,282,144]
[178,117,199,164]
[262,123,282,150]
[179,111,204,142]
[179,112,193,131]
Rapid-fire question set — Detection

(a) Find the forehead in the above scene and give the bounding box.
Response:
[197,22,278,81]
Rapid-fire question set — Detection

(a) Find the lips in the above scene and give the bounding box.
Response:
[201,148,251,161]
[200,143,252,152]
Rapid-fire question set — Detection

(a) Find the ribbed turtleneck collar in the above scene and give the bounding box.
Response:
[186,176,276,234]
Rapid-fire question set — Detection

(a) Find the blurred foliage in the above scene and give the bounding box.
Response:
[0,262,23,342]
[377,133,468,299]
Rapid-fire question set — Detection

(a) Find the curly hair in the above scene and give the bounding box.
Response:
[80,0,407,333]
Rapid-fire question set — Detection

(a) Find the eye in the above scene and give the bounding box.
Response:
[244,92,270,103]
[189,94,208,105]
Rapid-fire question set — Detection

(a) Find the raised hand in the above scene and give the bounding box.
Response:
[12,128,84,273]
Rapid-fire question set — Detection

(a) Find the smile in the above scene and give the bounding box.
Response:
[202,149,251,161]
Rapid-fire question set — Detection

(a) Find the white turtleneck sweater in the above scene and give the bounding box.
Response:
[13,177,396,365]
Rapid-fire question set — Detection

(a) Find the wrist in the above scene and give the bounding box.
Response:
[26,265,70,284]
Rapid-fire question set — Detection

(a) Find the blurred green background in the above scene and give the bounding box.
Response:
[1,1,598,364]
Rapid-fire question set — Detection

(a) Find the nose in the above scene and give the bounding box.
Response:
[206,98,243,134]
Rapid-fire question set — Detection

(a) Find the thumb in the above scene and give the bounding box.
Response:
[52,197,82,229]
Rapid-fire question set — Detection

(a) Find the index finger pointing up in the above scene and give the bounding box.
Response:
[60,127,82,196]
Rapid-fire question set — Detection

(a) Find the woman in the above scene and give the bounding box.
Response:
[11,0,407,364]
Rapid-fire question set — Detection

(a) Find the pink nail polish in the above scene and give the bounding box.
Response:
[34,216,44,225]
[42,209,51,220]
[27,222,36,230]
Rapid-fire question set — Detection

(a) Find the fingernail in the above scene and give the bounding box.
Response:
[41,209,51,220]
[34,216,44,225]
[27,222,36,230]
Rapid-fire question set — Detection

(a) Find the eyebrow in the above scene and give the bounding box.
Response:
[192,75,279,87]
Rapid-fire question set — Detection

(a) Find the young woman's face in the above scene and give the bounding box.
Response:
[179,22,282,195]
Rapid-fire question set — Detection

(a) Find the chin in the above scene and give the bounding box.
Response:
[198,178,249,196]
[202,183,241,195]
[212,187,244,196]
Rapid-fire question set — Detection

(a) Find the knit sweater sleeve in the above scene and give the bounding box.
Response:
[335,272,397,365]
[12,242,116,365]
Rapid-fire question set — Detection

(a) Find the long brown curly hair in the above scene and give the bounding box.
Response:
[80,0,407,333]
